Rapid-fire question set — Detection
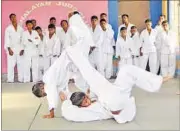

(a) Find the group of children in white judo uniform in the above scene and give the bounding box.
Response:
[30,12,174,124]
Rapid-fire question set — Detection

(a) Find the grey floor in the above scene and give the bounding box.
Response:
[1,79,180,130]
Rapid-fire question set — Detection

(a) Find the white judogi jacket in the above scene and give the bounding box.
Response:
[62,99,112,122]
[117,23,134,38]
[4,24,24,54]
[156,30,177,54]
[90,25,102,49]
[44,33,61,57]
[100,28,115,54]
[22,30,40,57]
[130,32,141,56]
[140,28,158,53]
[116,36,132,58]
[38,36,46,56]
[60,27,77,52]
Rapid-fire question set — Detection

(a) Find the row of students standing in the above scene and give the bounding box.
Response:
[89,14,178,79]
[4,13,178,83]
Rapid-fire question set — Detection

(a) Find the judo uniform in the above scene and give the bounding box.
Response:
[43,33,61,72]
[61,44,163,123]
[156,30,177,77]
[22,30,40,82]
[89,25,104,73]
[38,36,46,80]
[4,24,24,82]
[100,28,115,79]
[130,32,141,67]
[140,28,158,74]
[116,36,133,67]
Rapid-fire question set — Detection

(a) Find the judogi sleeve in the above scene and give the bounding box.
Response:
[53,37,61,56]
[115,39,121,58]
[61,100,111,122]
[139,30,144,47]
[4,27,10,51]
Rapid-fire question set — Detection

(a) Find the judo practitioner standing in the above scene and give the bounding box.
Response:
[35,26,46,80]
[4,13,24,83]
[140,19,158,74]
[99,19,115,79]
[43,24,61,72]
[22,20,40,83]
[116,27,133,67]
[89,16,104,73]
[130,26,141,67]
[156,20,178,78]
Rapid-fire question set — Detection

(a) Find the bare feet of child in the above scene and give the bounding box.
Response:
[163,76,173,83]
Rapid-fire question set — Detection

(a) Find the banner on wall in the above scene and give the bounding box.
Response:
[2,1,108,73]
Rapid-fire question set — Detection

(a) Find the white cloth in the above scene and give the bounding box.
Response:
[4,24,24,82]
[22,30,40,82]
[65,44,163,123]
[140,28,158,73]
[116,36,133,67]
[43,33,61,72]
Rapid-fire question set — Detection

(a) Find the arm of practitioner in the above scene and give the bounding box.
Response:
[115,39,121,61]
[139,31,144,56]
[4,27,13,56]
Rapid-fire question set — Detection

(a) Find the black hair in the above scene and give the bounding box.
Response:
[145,19,152,23]
[9,13,16,19]
[131,26,137,30]
[50,17,56,21]
[26,20,33,25]
[162,20,168,25]
[160,14,166,18]
[48,24,56,29]
[32,81,45,98]
[100,18,106,23]
[70,92,86,106]
[73,11,80,15]
[60,20,68,26]
[31,19,36,22]
[91,15,98,21]
[35,26,42,31]
[120,27,127,31]
[122,14,129,18]
[100,13,107,17]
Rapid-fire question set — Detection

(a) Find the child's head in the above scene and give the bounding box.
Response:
[35,26,43,36]
[120,27,127,37]
[48,24,56,35]
[26,20,33,31]
[131,26,137,35]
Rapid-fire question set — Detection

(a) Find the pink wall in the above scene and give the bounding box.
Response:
[2,1,108,73]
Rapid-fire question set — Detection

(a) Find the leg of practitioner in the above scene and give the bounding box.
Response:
[7,54,16,82]
[105,54,113,79]
[17,55,24,82]
[23,55,31,83]
[168,53,176,77]
[149,52,157,74]
[161,54,168,77]
[32,56,39,82]
[140,53,149,70]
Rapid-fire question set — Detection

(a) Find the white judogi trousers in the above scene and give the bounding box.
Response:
[7,54,24,82]
[102,53,113,79]
[132,56,140,67]
[140,52,157,74]
[23,55,39,83]
[161,53,176,77]
[38,56,44,80]
[44,56,58,72]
